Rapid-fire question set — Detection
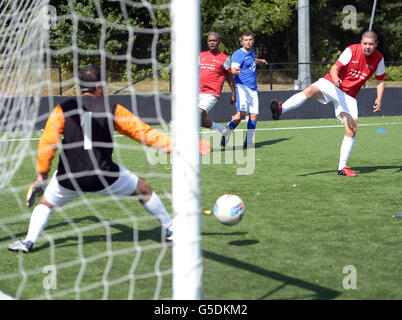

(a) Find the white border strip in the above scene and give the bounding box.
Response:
[2,121,401,142]
[200,121,402,134]
[0,290,15,300]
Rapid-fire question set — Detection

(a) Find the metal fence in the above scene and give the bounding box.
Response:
[0,66,63,96]
[109,61,402,94]
[255,61,402,91]
[2,62,399,96]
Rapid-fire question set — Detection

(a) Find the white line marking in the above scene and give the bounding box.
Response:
[201,121,402,134]
[1,122,401,142]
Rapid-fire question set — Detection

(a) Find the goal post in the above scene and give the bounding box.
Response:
[171,0,203,300]
[0,0,203,300]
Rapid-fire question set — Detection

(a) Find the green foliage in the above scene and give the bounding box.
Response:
[314,0,402,61]
[49,0,171,80]
[205,0,297,54]
[159,68,170,81]
[386,65,402,81]
[310,64,332,82]
[46,0,400,85]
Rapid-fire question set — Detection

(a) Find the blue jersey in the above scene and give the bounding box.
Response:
[231,48,257,91]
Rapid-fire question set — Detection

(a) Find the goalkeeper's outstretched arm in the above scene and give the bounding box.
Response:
[114,104,211,155]
[26,105,64,207]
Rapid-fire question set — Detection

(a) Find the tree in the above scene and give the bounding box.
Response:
[202,0,297,55]
[310,0,401,62]
[49,0,171,79]
[47,0,400,83]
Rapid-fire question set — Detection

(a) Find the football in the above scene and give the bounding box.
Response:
[213,194,245,226]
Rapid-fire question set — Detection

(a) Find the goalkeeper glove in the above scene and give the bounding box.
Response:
[26,174,48,208]
[199,139,212,155]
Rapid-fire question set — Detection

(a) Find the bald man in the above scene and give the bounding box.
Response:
[270,30,386,177]
[199,32,236,140]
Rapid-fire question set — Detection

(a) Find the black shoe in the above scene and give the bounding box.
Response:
[270,99,283,120]
[243,142,255,149]
[221,127,232,147]
[164,228,173,241]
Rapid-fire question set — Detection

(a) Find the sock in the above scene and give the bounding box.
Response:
[245,120,257,145]
[142,192,173,230]
[210,122,226,133]
[338,136,355,170]
[228,121,238,131]
[282,92,307,114]
[25,204,52,244]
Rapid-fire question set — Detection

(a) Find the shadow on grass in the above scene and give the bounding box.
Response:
[202,231,247,237]
[1,215,165,251]
[3,215,341,299]
[202,232,258,246]
[212,138,291,152]
[203,249,341,300]
[227,239,259,246]
[228,239,260,247]
[298,165,402,177]
[255,138,292,149]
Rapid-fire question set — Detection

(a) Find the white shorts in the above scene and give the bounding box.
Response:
[312,78,358,120]
[44,164,139,207]
[236,83,259,114]
[199,93,219,113]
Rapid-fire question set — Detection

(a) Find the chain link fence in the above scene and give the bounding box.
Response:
[48,60,400,96]
[1,61,399,96]
[48,27,400,95]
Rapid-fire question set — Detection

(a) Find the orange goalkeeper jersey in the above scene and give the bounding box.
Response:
[37,95,171,192]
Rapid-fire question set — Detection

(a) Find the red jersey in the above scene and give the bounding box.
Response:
[324,43,386,98]
[199,50,231,97]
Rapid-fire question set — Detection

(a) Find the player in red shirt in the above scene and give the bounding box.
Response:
[270,30,386,177]
[199,32,236,140]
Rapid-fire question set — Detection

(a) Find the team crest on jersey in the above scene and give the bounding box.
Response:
[249,61,256,72]
[366,64,375,69]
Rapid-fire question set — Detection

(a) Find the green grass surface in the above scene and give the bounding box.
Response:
[1,115,402,300]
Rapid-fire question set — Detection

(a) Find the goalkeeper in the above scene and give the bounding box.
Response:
[9,65,211,253]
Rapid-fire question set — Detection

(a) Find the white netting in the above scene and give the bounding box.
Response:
[0,0,177,300]
[0,0,48,191]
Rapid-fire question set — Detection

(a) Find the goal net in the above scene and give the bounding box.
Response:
[0,0,202,300]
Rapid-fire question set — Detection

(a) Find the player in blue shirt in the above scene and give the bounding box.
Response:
[221,32,267,148]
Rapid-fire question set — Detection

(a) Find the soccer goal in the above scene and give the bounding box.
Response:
[0,0,202,300]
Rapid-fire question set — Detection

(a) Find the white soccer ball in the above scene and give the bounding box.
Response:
[213,194,245,226]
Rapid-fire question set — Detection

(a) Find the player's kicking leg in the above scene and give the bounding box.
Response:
[270,85,323,120]
[270,100,283,120]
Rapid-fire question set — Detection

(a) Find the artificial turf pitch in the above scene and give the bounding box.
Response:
[1,115,402,300]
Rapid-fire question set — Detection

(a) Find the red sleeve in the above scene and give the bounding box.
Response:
[335,60,345,69]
